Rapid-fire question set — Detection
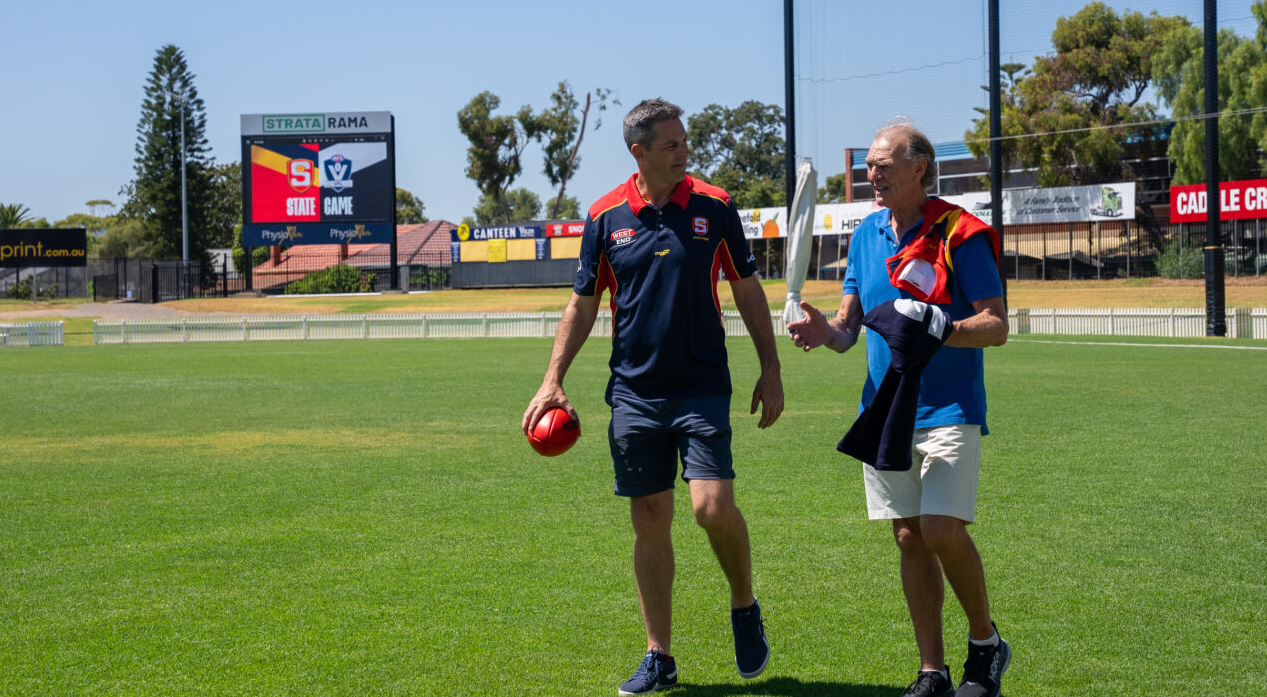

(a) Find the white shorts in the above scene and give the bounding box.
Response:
[862,424,982,523]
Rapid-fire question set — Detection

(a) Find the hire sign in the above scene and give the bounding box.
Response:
[1170,179,1267,222]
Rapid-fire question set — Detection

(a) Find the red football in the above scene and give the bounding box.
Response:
[528,407,580,456]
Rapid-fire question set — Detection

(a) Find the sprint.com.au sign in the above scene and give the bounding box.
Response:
[0,228,88,267]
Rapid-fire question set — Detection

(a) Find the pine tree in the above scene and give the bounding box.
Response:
[124,44,214,259]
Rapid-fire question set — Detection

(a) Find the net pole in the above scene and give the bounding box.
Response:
[1204,0,1226,336]
[784,0,796,221]
[989,0,1005,303]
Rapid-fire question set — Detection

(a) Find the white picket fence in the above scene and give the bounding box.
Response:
[0,322,63,347]
[1011,307,1267,339]
[88,308,1267,345]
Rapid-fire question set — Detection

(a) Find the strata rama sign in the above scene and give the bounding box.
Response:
[0,228,87,267]
[239,111,396,246]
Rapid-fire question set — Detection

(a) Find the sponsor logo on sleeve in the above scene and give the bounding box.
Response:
[611,228,636,246]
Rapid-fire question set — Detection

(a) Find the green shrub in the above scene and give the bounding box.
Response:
[409,267,450,289]
[1155,240,1204,279]
[285,265,376,295]
[6,277,57,300]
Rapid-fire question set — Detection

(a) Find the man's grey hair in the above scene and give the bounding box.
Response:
[877,118,937,190]
[623,98,684,150]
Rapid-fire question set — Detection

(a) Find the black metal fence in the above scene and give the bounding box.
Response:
[70,251,453,303]
[247,249,451,295]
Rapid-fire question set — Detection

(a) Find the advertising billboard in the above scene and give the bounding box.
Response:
[240,112,395,246]
[0,228,87,267]
[1170,179,1267,222]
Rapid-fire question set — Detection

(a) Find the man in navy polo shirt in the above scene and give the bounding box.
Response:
[523,98,783,696]
[788,120,1011,697]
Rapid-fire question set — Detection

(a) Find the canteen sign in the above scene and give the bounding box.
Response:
[0,228,87,267]
[1170,179,1267,222]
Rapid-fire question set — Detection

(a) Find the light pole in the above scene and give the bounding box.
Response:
[167,90,189,262]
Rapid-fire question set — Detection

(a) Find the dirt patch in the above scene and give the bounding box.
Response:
[4,277,1266,321]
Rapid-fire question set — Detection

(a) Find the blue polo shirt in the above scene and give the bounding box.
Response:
[842,203,1003,433]
[575,173,758,404]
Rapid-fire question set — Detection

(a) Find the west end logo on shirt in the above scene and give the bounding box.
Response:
[692,217,709,239]
[611,228,636,246]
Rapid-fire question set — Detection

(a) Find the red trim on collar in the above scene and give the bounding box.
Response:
[625,173,696,215]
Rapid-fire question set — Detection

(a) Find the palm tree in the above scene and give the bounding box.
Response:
[0,203,32,227]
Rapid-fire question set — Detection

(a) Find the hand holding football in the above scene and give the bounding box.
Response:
[527,407,580,457]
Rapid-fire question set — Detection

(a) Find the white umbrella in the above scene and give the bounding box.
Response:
[782,160,817,327]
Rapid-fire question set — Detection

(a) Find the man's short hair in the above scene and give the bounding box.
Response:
[877,118,937,190]
[623,98,684,150]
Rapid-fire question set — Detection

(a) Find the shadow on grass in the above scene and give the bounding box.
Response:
[672,676,898,697]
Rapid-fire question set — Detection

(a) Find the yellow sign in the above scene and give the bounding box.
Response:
[823,214,833,231]
[457,223,471,241]
[487,238,507,263]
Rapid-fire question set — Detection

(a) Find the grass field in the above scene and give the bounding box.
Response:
[2,333,1264,696]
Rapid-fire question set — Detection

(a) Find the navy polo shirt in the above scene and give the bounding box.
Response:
[575,173,758,403]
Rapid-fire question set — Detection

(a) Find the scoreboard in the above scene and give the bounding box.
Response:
[240,112,395,246]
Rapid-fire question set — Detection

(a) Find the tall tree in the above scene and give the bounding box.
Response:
[0,203,32,227]
[468,188,541,227]
[123,44,215,259]
[687,101,786,207]
[1153,2,1267,184]
[552,194,580,220]
[524,82,617,219]
[817,173,849,204]
[396,187,428,224]
[204,161,241,249]
[966,3,1188,186]
[457,92,533,225]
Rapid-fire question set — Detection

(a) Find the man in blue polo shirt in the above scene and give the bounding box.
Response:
[788,121,1011,697]
[523,98,783,696]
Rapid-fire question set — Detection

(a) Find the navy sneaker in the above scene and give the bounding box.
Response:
[955,624,1011,697]
[901,666,954,697]
[618,650,677,696]
[730,599,770,679]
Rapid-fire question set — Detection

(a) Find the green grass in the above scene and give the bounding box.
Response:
[1,336,1264,695]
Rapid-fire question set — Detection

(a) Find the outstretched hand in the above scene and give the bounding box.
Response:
[787,301,830,352]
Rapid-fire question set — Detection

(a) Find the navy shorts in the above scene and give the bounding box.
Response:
[608,394,733,497]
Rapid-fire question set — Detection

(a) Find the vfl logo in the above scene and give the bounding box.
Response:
[654,249,670,257]
[324,154,353,192]
[288,159,315,192]
[611,228,635,246]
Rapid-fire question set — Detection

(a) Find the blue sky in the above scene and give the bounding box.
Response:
[1,0,1256,225]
